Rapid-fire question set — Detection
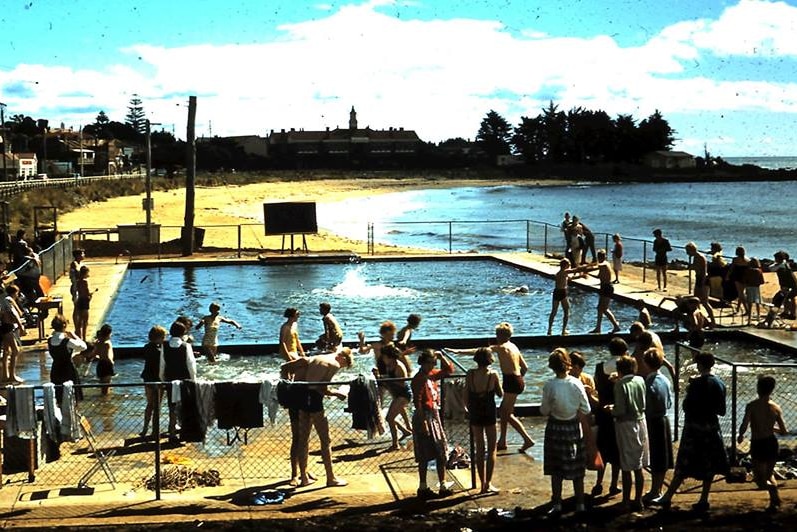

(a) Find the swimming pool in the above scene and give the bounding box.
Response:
[100,258,642,347]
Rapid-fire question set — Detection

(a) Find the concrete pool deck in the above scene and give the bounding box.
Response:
[5,250,797,529]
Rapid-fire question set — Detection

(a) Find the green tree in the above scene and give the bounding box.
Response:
[511,115,544,163]
[125,95,146,134]
[637,110,675,154]
[539,101,567,162]
[476,110,512,163]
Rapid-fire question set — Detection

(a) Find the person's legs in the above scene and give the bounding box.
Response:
[551,475,563,510]
[313,413,346,486]
[142,385,155,436]
[387,398,402,449]
[485,424,498,492]
[548,300,560,335]
[662,265,668,289]
[633,469,644,504]
[621,470,632,504]
[498,393,534,450]
[297,410,313,485]
[562,299,570,335]
[473,425,486,490]
[289,410,301,484]
[573,476,585,510]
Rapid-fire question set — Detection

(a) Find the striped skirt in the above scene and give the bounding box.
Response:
[544,417,586,480]
[412,408,448,464]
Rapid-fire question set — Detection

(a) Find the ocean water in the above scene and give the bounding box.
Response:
[318,181,796,261]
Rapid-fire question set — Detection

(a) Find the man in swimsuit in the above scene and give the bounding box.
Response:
[279,308,306,361]
[769,250,797,320]
[652,228,672,291]
[280,348,353,487]
[548,258,573,336]
[449,322,535,452]
[574,250,621,334]
[685,242,716,327]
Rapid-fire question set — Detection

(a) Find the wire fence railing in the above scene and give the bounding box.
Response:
[673,342,797,466]
[1,374,475,498]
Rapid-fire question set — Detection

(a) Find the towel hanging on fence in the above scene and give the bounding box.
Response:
[215,381,264,430]
[60,381,81,442]
[42,382,62,441]
[347,374,385,439]
[6,385,37,439]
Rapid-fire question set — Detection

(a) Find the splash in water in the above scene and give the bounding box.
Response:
[313,266,420,299]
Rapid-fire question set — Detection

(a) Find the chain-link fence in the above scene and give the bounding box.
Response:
[673,343,797,466]
[1,374,473,498]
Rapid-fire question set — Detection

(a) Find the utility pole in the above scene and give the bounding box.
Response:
[182,96,197,256]
[78,126,84,178]
[145,119,153,236]
[0,102,7,181]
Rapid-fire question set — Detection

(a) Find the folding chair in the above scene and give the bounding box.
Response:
[77,415,117,488]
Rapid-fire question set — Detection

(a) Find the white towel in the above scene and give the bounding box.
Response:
[170,380,182,404]
[195,379,216,434]
[6,385,37,439]
[60,381,81,442]
[42,383,62,440]
[260,380,280,424]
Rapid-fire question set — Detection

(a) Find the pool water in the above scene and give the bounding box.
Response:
[101,259,641,347]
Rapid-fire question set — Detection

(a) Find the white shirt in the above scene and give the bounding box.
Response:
[48,331,87,354]
[540,375,590,421]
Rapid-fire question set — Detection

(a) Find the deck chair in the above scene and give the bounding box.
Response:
[77,415,116,488]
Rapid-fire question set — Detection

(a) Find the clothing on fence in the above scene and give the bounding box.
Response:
[443,377,468,421]
[214,381,264,430]
[347,374,385,439]
[60,381,81,442]
[180,381,205,442]
[42,382,62,441]
[260,380,279,424]
[6,385,36,439]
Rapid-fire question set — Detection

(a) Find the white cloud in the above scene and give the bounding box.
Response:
[2,0,797,155]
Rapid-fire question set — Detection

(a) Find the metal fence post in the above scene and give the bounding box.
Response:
[526,220,530,253]
[237,225,242,258]
[642,241,648,283]
[543,224,548,256]
[154,388,162,500]
[674,343,680,441]
[448,222,452,254]
[731,365,738,465]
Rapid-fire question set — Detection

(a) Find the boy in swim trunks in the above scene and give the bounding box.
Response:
[685,242,716,327]
[548,258,574,336]
[573,250,621,334]
[737,375,787,511]
[447,322,535,453]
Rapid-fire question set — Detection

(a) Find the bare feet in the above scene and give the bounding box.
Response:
[589,328,601,334]
[327,478,348,487]
[299,476,317,487]
[387,444,400,452]
[519,439,535,453]
[289,477,300,487]
[480,484,500,494]
[496,443,507,451]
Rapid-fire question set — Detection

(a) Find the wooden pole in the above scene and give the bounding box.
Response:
[182,96,197,256]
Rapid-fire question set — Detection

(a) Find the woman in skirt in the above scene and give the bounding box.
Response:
[642,348,673,503]
[651,352,729,512]
[540,348,591,516]
[411,348,455,499]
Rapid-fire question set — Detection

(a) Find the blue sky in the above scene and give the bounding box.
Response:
[2,0,797,156]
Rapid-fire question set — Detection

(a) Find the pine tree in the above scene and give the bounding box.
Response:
[125,95,146,133]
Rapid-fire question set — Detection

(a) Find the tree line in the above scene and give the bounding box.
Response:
[476,102,675,164]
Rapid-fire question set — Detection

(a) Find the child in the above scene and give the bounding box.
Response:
[69,248,85,326]
[737,375,787,511]
[466,347,503,494]
[612,234,623,284]
[636,300,653,329]
[610,355,648,512]
[140,325,167,438]
[548,259,572,336]
[744,258,765,325]
[397,313,422,350]
[92,323,115,395]
[74,265,92,340]
[196,302,242,363]
[411,349,455,499]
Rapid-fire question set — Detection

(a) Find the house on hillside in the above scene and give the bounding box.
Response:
[267,107,422,168]
[643,150,696,169]
[17,153,37,179]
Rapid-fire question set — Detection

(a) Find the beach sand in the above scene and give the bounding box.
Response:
[57,176,568,255]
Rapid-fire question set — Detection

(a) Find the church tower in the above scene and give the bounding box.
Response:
[349,106,358,130]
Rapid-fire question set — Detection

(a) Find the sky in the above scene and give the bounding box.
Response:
[2,0,797,156]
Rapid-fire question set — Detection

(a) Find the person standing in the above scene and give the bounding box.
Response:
[317,302,343,352]
[573,250,621,334]
[609,355,649,512]
[396,313,422,350]
[140,325,167,438]
[449,322,535,453]
[74,265,93,340]
[548,259,572,336]
[69,248,85,327]
[47,314,87,402]
[612,234,623,284]
[377,344,413,451]
[651,352,729,513]
[0,284,27,383]
[91,323,115,395]
[466,347,503,494]
[281,349,353,488]
[279,308,306,361]
[737,375,787,512]
[573,216,596,264]
[162,320,197,442]
[411,349,455,499]
[684,242,717,327]
[591,337,627,496]
[540,348,590,516]
[642,348,674,504]
[652,229,672,291]
[196,302,242,363]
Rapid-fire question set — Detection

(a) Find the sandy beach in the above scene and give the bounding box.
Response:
[56,176,566,255]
